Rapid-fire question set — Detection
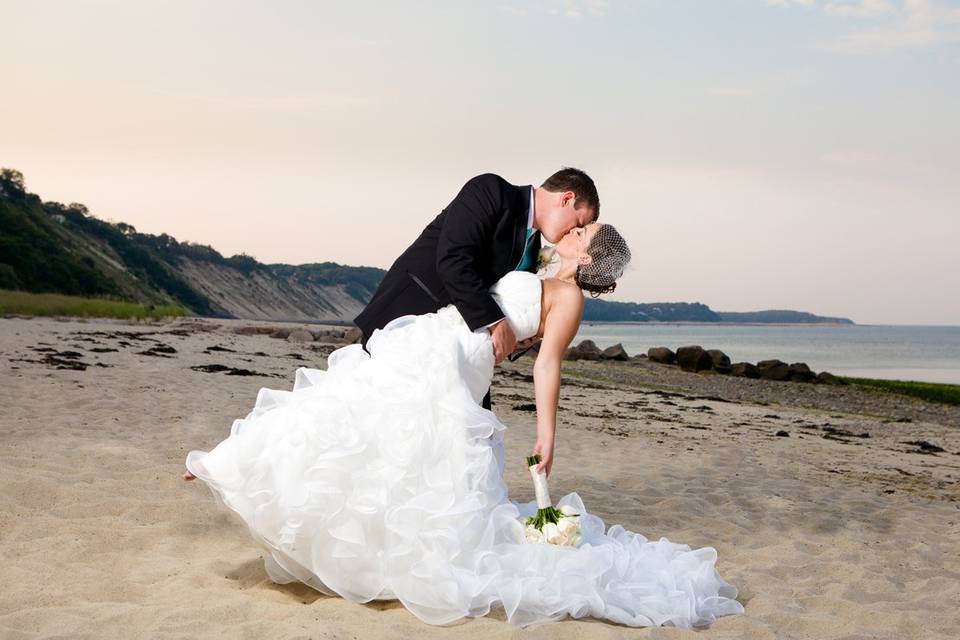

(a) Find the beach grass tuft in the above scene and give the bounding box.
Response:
[0,289,187,320]
[841,376,960,407]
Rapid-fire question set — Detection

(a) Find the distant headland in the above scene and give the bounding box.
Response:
[0,168,853,325]
[580,299,853,324]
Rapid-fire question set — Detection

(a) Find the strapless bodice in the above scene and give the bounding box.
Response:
[490,271,542,342]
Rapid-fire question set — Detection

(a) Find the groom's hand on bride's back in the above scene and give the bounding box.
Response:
[488,319,517,364]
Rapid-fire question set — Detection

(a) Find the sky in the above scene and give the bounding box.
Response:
[2,0,958,325]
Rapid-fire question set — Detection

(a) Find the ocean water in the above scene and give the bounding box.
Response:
[573,323,960,385]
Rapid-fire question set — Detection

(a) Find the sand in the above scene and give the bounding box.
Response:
[1,316,958,639]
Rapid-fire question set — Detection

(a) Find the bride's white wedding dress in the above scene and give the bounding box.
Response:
[186,271,744,628]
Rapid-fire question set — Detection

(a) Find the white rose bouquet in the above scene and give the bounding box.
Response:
[522,453,582,547]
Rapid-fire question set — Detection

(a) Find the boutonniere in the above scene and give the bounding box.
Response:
[536,247,557,271]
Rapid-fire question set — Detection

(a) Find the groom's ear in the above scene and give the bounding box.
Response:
[561,191,577,208]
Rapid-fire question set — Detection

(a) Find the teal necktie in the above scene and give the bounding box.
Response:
[515,229,539,272]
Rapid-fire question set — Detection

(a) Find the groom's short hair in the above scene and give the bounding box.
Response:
[541,167,600,221]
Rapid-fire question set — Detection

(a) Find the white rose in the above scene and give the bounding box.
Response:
[553,529,570,546]
[543,522,563,545]
[557,517,579,536]
[559,505,579,517]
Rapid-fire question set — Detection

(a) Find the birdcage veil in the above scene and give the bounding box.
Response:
[575,224,631,295]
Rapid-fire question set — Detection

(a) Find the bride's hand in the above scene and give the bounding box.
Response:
[533,437,554,477]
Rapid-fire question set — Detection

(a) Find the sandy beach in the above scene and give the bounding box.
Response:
[1,315,958,639]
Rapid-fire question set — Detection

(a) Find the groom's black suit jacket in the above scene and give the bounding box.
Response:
[354,173,540,340]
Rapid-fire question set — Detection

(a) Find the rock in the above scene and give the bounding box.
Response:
[287,329,315,343]
[707,349,731,367]
[776,430,790,437]
[190,364,265,376]
[647,347,676,364]
[816,371,846,385]
[676,345,713,373]
[311,328,350,344]
[905,440,945,454]
[269,328,292,340]
[757,359,791,381]
[564,340,602,361]
[233,326,275,336]
[601,343,630,361]
[730,362,761,378]
[344,326,364,344]
[788,362,816,383]
[757,359,785,369]
[707,349,732,373]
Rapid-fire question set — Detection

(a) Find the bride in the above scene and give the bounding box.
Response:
[184,223,744,628]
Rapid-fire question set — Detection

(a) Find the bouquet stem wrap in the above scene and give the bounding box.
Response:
[530,464,552,508]
[524,454,563,530]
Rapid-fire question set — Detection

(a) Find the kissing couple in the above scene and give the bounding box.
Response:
[184,168,744,628]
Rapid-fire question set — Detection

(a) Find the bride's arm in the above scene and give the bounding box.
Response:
[531,281,584,477]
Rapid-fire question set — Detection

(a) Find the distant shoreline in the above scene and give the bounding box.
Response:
[581,321,857,327]
[580,321,960,329]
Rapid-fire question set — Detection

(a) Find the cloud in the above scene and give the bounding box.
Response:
[498,5,528,16]
[500,0,613,19]
[826,0,960,52]
[699,66,819,99]
[544,0,610,18]
[326,38,380,51]
[585,0,610,17]
[703,86,757,97]
[151,90,377,113]
[769,0,960,52]
[824,0,896,18]
[820,149,931,175]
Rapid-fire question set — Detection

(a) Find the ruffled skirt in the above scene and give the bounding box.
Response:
[186,308,744,627]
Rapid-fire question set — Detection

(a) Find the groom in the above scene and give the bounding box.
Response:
[354,169,600,407]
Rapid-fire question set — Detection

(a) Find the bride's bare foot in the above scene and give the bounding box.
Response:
[183,470,196,481]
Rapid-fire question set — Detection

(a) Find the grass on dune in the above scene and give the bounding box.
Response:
[841,376,960,407]
[0,289,187,320]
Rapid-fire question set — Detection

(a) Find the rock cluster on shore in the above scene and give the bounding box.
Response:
[218,327,846,387]
[565,340,844,385]
[560,339,632,362]
[232,325,353,344]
